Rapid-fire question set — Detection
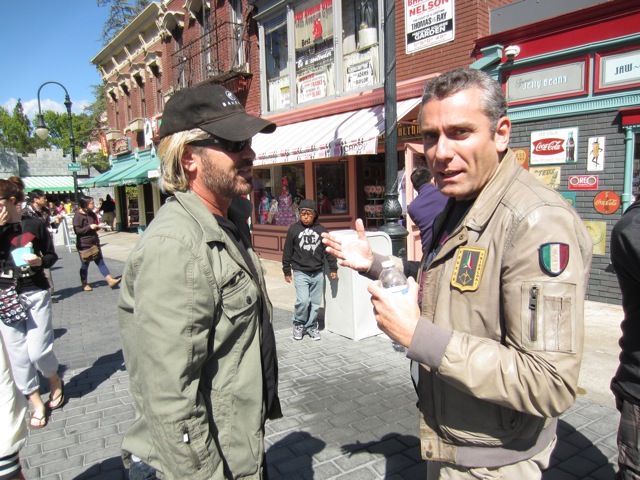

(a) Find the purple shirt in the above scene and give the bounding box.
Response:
[407,183,448,252]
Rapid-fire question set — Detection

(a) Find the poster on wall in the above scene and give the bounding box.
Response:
[593,191,620,215]
[513,147,529,169]
[584,220,607,256]
[529,166,561,190]
[560,192,576,208]
[405,0,454,54]
[587,136,605,171]
[530,127,578,165]
[346,61,374,90]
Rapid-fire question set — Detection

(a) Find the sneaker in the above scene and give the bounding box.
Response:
[293,325,304,340]
[307,327,321,341]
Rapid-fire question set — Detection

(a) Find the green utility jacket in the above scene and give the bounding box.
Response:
[118,191,274,479]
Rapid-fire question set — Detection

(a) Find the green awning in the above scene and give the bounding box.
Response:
[79,161,135,188]
[107,157,160,187]
[22,176,76,194]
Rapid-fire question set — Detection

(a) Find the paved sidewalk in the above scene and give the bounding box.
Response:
[16,232,621,479]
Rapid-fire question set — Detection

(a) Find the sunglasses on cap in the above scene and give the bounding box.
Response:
[188,135,252,153]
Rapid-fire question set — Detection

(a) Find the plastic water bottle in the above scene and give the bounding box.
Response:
[379,260,408,295]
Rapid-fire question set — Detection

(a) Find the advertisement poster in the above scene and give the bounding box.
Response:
[530,127,578,165]
[346,61,374,90]
[297,71,328,103]
[560,192,577,208]
[530,166,561,190]
[405,0,454,54]
[584,221,607,256]
[568,175,599,191]
[587,136,605,171]
[593,190,620,215]
[513,147,529,170]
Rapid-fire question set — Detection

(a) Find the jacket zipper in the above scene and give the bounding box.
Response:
[182,425,202,470]
[529,286,539,342]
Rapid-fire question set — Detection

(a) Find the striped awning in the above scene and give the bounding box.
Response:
[252,97,422,166]
[22,176,76,194]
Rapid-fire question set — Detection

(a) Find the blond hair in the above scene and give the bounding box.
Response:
[158,128,209,194]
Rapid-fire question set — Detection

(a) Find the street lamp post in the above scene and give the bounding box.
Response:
[35,81,80,205]
[378,0,408,257]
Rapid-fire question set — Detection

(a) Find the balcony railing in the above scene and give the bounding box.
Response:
[170,17,253,90]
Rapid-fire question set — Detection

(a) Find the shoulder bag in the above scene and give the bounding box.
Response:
[79,245,100,262]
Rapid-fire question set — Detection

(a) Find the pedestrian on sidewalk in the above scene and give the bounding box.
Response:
[610,197,640,480]
[72,195,121,291]
[407,166,448,252]
[283,199,337,341]
[0,177,64,431]
[323,68,592,480]
[117,84,282,480]
[0,333,28,480]
[21,189,64,300]
[100,194,116,231]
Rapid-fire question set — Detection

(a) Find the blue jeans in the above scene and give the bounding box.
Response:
[129,461,158,480]
[292,270,323,330]
[78,246,111,280]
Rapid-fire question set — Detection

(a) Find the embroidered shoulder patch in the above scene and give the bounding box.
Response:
[451,247,486,292]
[539,243,569,276]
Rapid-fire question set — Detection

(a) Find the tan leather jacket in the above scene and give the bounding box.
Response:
[394,150,592,468]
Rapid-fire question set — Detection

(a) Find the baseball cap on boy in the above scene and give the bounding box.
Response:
[159,84,276,141]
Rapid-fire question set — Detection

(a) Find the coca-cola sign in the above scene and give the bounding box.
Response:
[593,190,620,214]
[530,127,578,165]
[532,138,564,155]
[568,175,599,191]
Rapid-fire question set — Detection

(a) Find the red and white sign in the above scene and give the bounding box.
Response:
[530,127,578,165]
[568,175,599,190]
[593,191,620,214]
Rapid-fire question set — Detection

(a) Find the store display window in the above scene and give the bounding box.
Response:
[253,164,306,226]
[314,163,348,215]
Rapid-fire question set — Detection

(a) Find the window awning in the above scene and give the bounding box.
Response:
[22,176,76,194]
[79,161,135,188]
[252,97,422,166]
[106,157,160,187]
[80,148,159,188]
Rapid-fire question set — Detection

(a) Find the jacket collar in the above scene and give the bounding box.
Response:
[458,149,520,232]
[172,190,232,244]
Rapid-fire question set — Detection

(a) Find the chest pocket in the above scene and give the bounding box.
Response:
[219,268,259,323]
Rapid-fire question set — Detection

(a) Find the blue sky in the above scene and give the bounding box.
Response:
[0,1,111,120]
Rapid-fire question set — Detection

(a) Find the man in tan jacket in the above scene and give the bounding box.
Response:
[323,68,592,479]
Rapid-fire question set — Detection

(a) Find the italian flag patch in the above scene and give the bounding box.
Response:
[539,242,569,276]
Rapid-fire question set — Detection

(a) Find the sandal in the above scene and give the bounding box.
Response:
[49,379,65,410]
[29,409,48,430]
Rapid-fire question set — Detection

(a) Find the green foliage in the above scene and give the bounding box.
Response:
[97,0,151,45]
[0,100,37,153]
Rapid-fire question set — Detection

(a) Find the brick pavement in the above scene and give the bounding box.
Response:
[17,245,621,479]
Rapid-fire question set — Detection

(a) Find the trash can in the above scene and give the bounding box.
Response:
[324,230,392,340]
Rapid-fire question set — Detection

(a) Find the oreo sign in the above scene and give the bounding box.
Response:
[568,175,599,191]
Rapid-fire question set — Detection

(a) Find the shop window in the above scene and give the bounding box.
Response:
[342,0,379,92]
[315,163,347,215]
[294,0,335,104]
[259,0,381,113]
[253,164,305,226]
[265,15,290,111]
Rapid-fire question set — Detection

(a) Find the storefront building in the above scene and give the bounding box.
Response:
[249,0,513,261]
[473,0,640,304]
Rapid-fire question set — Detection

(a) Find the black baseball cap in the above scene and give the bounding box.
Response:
[159,84,276,141]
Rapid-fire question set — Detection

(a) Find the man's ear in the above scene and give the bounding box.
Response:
[494,116,511,153]
[181,145,198,173]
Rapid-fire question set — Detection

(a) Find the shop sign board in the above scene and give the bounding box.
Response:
[405,0,454,54]
[568,175,599,191]
[111,137,132,156]
[297,71,328,103]
[505,60,587,105]
[530,127,578,165]
[596,47,640,93]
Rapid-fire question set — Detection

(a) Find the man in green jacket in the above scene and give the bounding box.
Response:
[118,84,281,479]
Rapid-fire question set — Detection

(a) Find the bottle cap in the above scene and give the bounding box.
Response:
[381,260,395,268]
